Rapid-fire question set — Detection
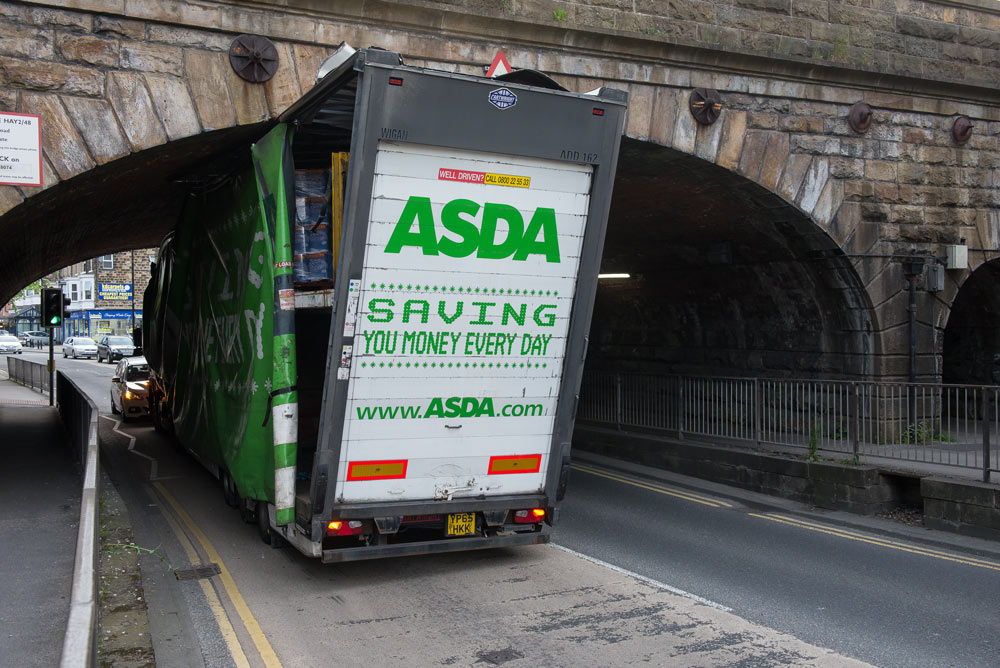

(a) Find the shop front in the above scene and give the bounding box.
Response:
[68,309,140,338]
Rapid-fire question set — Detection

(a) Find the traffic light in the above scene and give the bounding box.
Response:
[41,288,65,327]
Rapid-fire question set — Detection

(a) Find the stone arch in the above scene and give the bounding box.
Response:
[0,35,339,303]
[0,37,335,220]
[621,82,847,251]
[942,257,1000,386]
[588,137,876,381]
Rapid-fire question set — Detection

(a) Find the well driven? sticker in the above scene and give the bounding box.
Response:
[439,168,530,188]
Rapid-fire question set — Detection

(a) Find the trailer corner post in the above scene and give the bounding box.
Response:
[271,256,299,527]
[272,390,298,525]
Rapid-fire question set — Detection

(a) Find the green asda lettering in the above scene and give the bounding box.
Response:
[425,396,495,418]
[384,196,561,263]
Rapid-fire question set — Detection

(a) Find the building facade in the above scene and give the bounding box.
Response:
[7,250,156,341]
[65,251,156,339]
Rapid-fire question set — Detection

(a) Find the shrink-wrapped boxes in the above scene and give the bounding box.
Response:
[293,168,333,283]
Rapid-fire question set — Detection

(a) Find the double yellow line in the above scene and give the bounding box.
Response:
[750,512,1000,573]
[151,482,284,668]
[571,462,733,509]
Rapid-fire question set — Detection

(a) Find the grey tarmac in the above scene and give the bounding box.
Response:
[235,539,872,668]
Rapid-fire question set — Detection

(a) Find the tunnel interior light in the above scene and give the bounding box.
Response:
[597,273,630,279]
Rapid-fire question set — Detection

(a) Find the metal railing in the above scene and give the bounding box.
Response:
[6,355,50,395]
[57,371,100,668]
[578,371,999,482]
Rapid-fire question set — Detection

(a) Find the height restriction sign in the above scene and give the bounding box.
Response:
[0,112,42,187]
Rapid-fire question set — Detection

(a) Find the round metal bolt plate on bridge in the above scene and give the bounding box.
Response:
[952,116,973,144]
[689,88,722,125]
[229,34,279,83]
[848,102,873,134]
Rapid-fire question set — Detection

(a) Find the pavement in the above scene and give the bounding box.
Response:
[0,370,79,668]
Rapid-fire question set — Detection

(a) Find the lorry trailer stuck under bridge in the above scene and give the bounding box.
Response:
[143,46,627,562]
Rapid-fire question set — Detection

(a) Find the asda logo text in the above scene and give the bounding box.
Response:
[384,196,561,263]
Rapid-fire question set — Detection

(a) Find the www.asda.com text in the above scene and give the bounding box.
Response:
[355,396,544,420]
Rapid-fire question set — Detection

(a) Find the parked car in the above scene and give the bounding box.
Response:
[0,335,23,354]
[110,356,150,421]
[97,335,135,363]
[63,336,98,359]
[24,330,48,348]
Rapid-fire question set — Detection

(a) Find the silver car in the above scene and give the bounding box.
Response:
[63,336,98,359]
[0,335,23,354]
[110,356,150,421]
[25,330,48,348]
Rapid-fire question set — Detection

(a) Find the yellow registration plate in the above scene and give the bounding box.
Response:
[446,512,476,537]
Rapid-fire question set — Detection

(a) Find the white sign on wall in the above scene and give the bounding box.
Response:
[0,112,42,187]
[337,141,594,503]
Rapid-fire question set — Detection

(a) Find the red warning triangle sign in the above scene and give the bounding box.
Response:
[485,51,512,78]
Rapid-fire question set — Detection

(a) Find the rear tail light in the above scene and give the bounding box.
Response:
[326,520,364,536]
[513,508,545,524]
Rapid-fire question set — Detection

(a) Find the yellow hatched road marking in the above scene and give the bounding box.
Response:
[571,463,733,508]
[154,482,284,668]
[750,512,1000,573]
[147,486,251,668]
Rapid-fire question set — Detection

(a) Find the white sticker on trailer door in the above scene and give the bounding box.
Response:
[337,142,593,503]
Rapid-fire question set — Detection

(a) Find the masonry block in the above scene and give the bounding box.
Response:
[143,73,201,141]
[61,96,129,164]
[183,50,236,132]
[20,91,94,180]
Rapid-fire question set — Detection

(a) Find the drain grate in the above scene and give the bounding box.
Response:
[174,563,221,581]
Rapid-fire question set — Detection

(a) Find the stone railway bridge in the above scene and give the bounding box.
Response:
[2,0,1000,385]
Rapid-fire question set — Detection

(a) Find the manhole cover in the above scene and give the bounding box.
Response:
[174,563,221,581]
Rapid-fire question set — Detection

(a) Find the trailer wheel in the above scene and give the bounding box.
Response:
[222,471,239,509]
[151,399,163,433]
[256,501,273,545]
[238,497,256,524]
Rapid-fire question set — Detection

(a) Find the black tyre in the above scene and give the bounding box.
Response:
[110,395,119,415]
[151,398,165,434]
[256,501,272,544]
[239,498,256,524]
[222,471,239,509]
